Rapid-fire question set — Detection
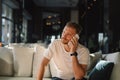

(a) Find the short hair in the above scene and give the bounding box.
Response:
[65,21,82,34]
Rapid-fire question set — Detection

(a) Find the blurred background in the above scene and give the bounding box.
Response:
[0,0,120,53]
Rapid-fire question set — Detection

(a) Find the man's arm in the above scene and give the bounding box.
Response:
[71,56,87,80]
[37,57,50,80]
[69,37,88,79]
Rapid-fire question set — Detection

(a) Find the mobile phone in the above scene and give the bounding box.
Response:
[75,34,79,39]
[68,34,79,46]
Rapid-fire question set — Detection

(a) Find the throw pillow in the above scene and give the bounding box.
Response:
[0,47,13,76]
[104,52,120,63]
[33,45,51,78]
[88,60,114,80]
[13,46,34,77]
[87,51,102,72]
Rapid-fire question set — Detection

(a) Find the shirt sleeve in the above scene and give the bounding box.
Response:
[77,48,90,65]
[44,41,55,60]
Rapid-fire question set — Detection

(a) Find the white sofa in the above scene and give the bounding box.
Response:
[0,43,119,80]
[0,43,51,80]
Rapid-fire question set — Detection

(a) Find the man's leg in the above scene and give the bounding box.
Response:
[52,77,63,80]
[71,77,87,80]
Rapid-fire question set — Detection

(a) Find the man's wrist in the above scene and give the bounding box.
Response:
[70,52,78,56]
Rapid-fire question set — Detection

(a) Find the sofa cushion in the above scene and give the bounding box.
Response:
[0,77,51,80]
[13,47,34,77]
[33,45,51,78]
[0,47,13,76]
[88,60,114,80]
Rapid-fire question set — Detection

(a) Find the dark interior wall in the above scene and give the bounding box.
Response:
[32,6,43,41]
[88,0,104,35]
[0,0,1,42]
[24,0,43,42]
[109,0,120,48]
[24,0,34,42]
[79,0,104,49]
[24,0,72,42]
[24,0,120,50]
[24,0,104,44]
[32,7,71,41]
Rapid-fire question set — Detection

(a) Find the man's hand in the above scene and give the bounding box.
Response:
[68,36,78,52]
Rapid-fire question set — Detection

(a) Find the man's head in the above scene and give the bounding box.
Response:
[61,22,82,44]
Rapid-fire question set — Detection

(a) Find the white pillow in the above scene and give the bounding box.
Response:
[0,47,13,76]
[87,51,102,71]
[104,52,120,63]
[33,45,51,78]
[13,47,34,77]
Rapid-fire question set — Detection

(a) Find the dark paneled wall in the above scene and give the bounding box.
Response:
[0,0,1,42]
[109,0,120,50]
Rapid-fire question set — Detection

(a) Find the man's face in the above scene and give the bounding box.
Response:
[61,26,76,44]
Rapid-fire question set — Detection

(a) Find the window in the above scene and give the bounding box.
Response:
[2,4,13,45]
[21,17,27,42]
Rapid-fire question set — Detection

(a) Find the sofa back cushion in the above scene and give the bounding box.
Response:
[33,45,51,78]
[0,47,13,76]
[13,47,34,77]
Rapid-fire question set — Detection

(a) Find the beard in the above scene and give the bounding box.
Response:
[61,38,69,44]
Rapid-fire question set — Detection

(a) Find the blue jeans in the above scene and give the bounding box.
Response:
[52,77,87,80]
[52,77,62,80]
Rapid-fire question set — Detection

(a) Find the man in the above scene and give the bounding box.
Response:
[37,22,90,80]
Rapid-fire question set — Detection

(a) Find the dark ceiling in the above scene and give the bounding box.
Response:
[33,0,79,7]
